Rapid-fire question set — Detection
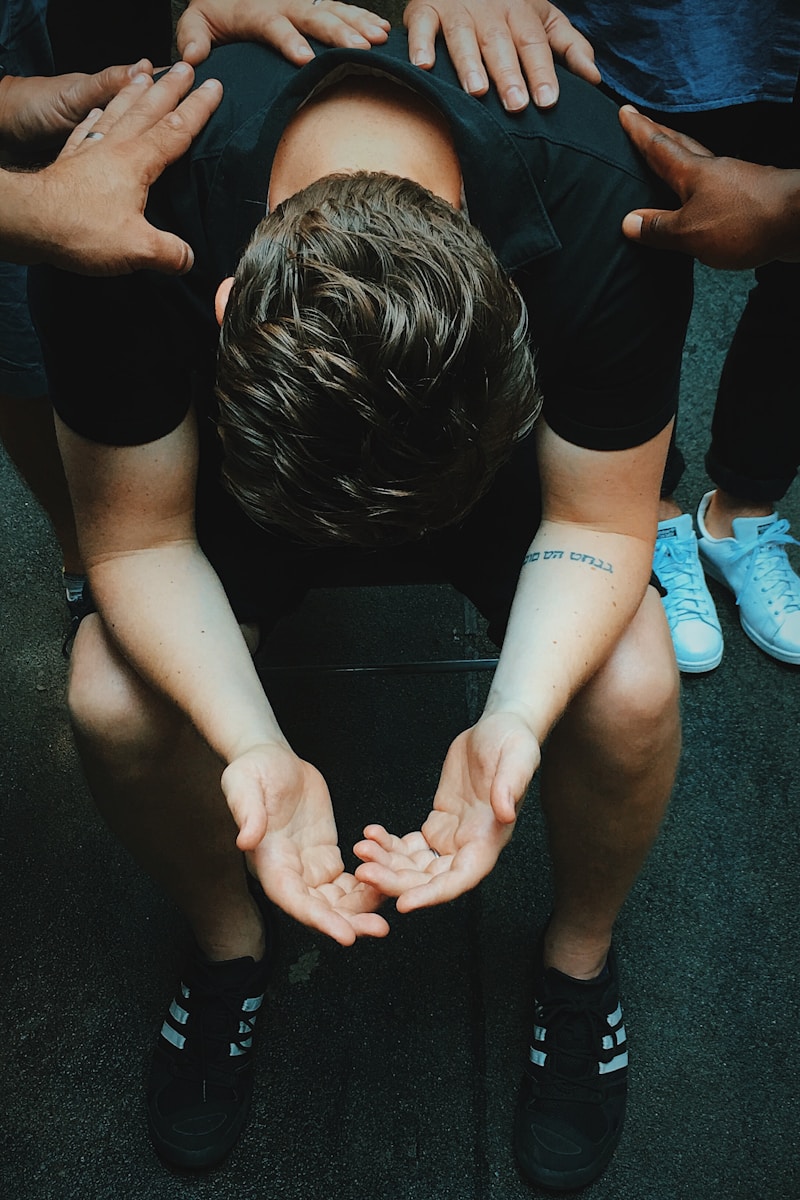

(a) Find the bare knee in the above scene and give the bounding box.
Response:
[570,591,681,773]
[68,614,181,761]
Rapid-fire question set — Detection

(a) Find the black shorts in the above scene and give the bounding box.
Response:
[197,430,544,648]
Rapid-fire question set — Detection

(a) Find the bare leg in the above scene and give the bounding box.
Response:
[68,613,265,962]
[0,392,82,573]
[658,495,683,521]
[702,487,773,537]
[540,588,681,979]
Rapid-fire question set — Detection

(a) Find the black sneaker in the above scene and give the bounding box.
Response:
[146,881,274,1170]
[514,938,628,1192]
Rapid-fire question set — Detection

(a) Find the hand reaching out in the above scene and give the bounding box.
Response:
[404,0,599,112]
[619,104,800,269]
[2,62,223,275]
[222,744,390,946]
[354,712,541,911]
[177,0,390,67]
[0,59,155,156]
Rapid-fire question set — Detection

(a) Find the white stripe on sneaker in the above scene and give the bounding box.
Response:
[161,1021,186,1051]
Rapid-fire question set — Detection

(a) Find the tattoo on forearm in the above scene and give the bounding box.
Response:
[522,549,614,574]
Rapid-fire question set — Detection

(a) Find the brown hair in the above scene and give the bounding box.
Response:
[216,172,540,546]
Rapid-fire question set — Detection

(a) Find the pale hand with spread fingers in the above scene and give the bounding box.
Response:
[222,743,390,946]
[177,0,390,66]
[403,0,599,111]
[354,711,541,911]
[619,105,800,270]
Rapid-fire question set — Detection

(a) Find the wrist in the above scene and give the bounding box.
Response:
[481,688,558,745]
[0,168,53,264]
[226,733,291,765]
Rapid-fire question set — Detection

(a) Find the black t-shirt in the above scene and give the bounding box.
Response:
[32,32,692,587]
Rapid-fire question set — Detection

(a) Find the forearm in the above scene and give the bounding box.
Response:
[89,542,288,763]
[484,519,653,741]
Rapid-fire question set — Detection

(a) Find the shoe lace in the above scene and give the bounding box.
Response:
[529,992,615,1105]
[727,519,800,614]
[653,538,716,625]
[171,961,260,1094]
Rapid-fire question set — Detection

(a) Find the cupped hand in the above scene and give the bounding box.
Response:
[222,743,389,946]
[404,0,599,112]
[354,712,541,911]
[177,0,390,66]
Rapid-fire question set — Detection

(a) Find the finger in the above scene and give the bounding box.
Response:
[62,59,155,118]
[267,870,360,944]
[540,12,601,87]
[85,61,199,142]
[344,912,391,938]
[435,16,490,97]
[68,69,155,137]
[61,107,104,153]
[476,20,533,111]
[358,825,429,856]
[404,4,440,69]
[297,9,374,51]
[618,105,714,195]
[619,104,715,159]
[506,11,557,109]
[303,3,390,45]
[175,9,214,65]
[354,861,435,897]
[393,859,480,912]
[352,838,394,865]
[331,877,387,914]
[131,77,224,184]
[273,874,385,945]
[352,838,427,871]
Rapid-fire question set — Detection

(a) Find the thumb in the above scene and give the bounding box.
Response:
[138,225,196,275]
[221,773,269,850]
[621,207,681,251]
[490,732,539,824]
[176,10,213,65]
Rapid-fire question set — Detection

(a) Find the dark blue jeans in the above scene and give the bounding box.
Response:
[608,90,800,504]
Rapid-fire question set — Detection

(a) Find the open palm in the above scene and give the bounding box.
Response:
[222,745,389,945]
[354,712,541,911]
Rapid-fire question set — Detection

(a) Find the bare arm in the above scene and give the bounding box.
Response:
[355,418,671,908]
[484,418,669,747]
[0,63,223,275]
[619,105,800,270]
[57,410,388,943]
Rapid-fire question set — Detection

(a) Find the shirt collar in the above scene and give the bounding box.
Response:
[211,34,562,277]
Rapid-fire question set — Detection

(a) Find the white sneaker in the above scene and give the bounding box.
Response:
[653,513,724,672]
[697,491,800,665]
